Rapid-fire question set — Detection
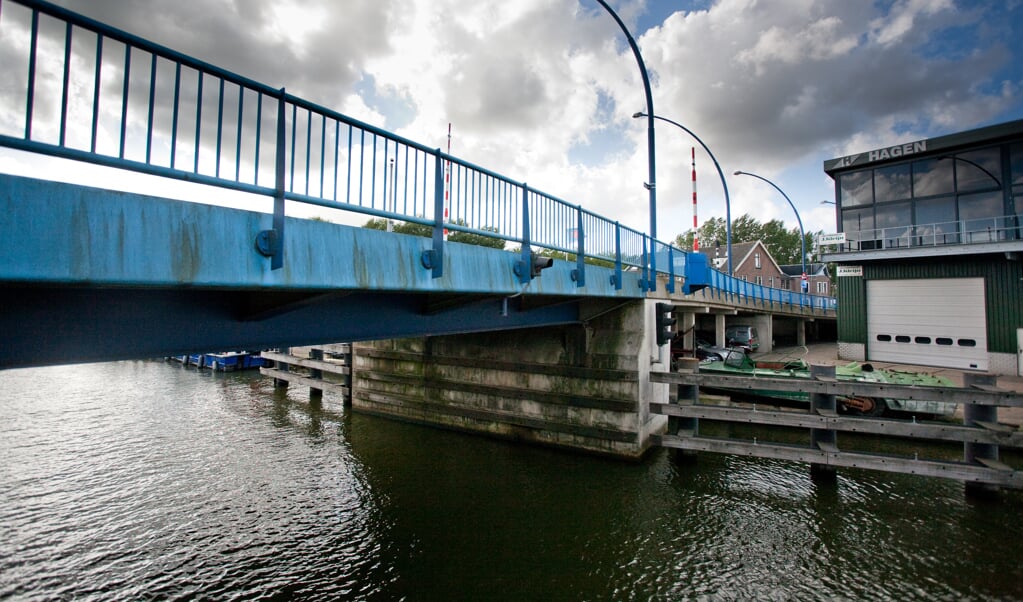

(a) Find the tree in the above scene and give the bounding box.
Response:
[448,226,506,249]
[362,217,506,249]
[363,217,432,237]
[674,216,727,251]
[671,213,820,268]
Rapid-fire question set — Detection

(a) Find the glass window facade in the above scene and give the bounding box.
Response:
[914,196,957,244]
[955,147,1002,193]
[839,171,872,207]
[835,143,1013,250]
[1012,143,1023,218]
[875,202,912,248]
[874,164,911,202]
[912,158,953,197]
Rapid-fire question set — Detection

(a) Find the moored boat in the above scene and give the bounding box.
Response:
[698,349,957,416]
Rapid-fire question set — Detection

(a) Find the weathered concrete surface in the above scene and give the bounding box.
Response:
[352,300,669,459]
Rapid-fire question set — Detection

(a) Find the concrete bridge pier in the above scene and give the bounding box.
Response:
[749,314,774,353]
[351,299,670,459]
[680,311,697,354]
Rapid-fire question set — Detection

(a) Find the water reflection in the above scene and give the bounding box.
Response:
[1,361,1021,600]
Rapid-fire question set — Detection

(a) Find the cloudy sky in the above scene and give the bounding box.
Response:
[4,0,1023,244]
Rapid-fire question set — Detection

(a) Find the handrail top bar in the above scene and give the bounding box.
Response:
[15,0,636,227]
[20,0,276,96]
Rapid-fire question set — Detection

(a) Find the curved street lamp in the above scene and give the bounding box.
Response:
[733,170,807,278]
[937,154,1002,188]
[592,0,657,282]
[633,111,733,275]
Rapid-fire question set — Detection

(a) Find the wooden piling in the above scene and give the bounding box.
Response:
[809,364,837,483]
[963,372,1003,498]
[671,358,701,463]
[649,368,1023,493]
[260,345,352,406]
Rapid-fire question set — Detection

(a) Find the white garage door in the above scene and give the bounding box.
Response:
[867,278,987,371]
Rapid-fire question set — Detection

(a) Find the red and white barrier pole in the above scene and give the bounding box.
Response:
[691,146,698,252]
[443,123,451,238]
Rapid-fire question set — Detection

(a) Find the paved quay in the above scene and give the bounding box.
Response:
[763,343,1023,427]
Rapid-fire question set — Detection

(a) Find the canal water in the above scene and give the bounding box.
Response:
[1,360,1021,601]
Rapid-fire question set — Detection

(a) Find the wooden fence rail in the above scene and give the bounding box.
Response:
[650,364,1023,492]
[261,345,352,405]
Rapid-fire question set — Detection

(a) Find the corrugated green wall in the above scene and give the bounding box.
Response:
[836,255,1023,353]
[836,273,866,344]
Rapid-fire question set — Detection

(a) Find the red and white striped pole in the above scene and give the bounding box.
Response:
[442,123,452,238]
[691,146,698,252]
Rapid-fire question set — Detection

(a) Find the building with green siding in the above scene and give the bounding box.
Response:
[822,120,1023,375]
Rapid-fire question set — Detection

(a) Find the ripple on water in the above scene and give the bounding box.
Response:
[2,361,1022,600]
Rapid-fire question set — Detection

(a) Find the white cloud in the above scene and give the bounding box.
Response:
[4,0,1022,241]
[869,0,955,46]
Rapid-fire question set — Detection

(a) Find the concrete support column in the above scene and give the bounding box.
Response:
[681,312,697,357]
[714,314,726,348]
[796,319,807,347]
[352,300,669,459]
[750,314,773,353]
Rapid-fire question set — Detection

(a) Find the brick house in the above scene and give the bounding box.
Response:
[710,240,788,288]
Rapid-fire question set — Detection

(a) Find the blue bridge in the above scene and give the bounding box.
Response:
[0,0,834,370]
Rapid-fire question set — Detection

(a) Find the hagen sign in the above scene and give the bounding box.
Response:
[831,140,927,169]
[836,266,863,277]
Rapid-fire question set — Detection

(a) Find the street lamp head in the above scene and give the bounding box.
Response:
[632,111,646,119]
[820,200,836,205]
[732,170,744,176]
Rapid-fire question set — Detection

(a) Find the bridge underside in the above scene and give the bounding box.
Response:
[0,285,619,368]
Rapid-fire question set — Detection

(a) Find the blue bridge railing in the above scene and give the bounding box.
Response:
[0,0,835,310]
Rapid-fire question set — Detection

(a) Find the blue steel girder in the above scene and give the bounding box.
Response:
[0,174,645,297]
[0,174,645,368]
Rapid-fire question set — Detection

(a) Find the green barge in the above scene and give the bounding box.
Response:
[698,350,957,416]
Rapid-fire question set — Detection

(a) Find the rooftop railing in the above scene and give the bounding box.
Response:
[0,0,835,311]
[835,215,1021,253]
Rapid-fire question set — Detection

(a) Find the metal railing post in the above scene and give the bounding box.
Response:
[421,148,445,278]
[612,222,623,290]
[572,207,586,287]
[640,236,650,292]
[256,87,287,269]
[666,246,676,294]
[517,182,532,284]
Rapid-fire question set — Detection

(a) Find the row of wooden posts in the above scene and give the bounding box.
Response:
[260,345,353,406]
[651,359,1023,495]
[255,345,1021,495]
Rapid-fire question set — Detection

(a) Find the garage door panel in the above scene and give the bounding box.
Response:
[867,278,987,371]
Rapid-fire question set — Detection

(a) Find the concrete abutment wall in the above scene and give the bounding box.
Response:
[352,300,669,459]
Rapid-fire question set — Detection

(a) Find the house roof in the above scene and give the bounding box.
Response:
[732,241,785,275]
